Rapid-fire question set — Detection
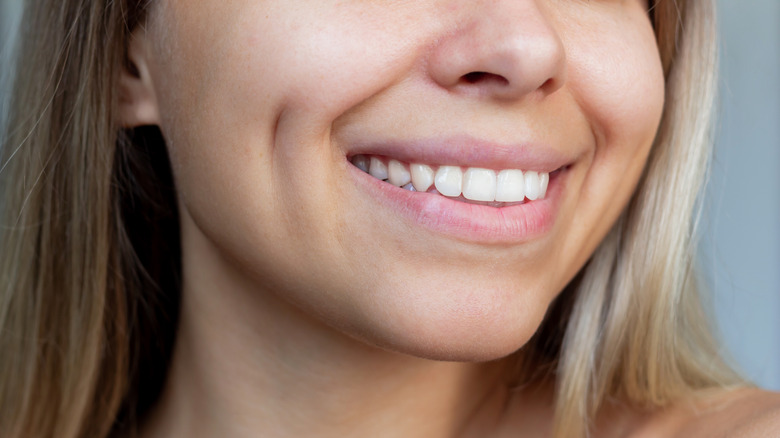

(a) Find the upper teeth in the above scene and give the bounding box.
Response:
[352,155,549,203]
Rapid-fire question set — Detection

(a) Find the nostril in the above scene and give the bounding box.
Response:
[462,72,487,83]
[539,77,558,92]
[461,71,509,86]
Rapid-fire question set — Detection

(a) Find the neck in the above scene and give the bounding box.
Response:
[139,216,518,438]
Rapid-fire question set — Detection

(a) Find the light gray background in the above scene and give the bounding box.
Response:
[1,0,779,389]
[703,0,780,390]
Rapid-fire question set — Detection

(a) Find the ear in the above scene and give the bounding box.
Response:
[118,29,160,128]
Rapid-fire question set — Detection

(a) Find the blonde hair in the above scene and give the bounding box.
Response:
[0,1,740,437]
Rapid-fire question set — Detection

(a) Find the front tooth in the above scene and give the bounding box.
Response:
[495,169,525,202]
[352,155,370,173]
[462,168,497,202]
[524,171,541,200]
[539,173,549,199]
[410,164,434,192]
[434,166,462,197]
[369,157,388,180]
[387,159,411,186]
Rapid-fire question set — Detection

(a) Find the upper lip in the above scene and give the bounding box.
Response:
[345,134,579,173]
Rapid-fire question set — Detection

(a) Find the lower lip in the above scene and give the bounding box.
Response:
[348,163,565,244]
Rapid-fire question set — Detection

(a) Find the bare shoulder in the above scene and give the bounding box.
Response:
[670,387,780,438]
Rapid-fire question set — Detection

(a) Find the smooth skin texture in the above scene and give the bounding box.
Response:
[119,0,780,436]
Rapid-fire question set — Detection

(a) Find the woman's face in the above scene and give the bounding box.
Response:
[139,0,663,361]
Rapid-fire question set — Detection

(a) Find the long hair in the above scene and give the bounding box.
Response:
[0,1,739,437]
[0,2,178,437]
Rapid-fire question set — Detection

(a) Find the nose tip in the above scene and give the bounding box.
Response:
[427,1,567,100]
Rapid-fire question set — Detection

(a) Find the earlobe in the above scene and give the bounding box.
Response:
[118,31,160,128]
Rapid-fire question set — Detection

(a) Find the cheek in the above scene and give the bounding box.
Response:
[185,3,432,126]
[554,12,665,269]
[565,18,665,148]
[147,2,436,208]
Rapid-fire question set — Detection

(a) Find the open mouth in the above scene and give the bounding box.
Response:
[350,154,561,208]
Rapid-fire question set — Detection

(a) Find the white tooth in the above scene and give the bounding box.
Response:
[401,183,416,192]
[434,166,462,197]
[411,164,434,192]
[369,157,388,180]
[495,170,525,203]
[462,168,497,202]
[524,171,541,200]
[539,172,549,199]
[387,159,411,186]
[352,155,370,173]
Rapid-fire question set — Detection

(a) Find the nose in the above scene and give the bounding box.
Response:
[427,0,567,101]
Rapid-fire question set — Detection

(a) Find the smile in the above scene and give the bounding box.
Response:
[351,155,550,207]
[346,140,573,244]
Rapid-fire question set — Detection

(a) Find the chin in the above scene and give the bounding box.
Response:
[368,323,538,363]
[338,283,549,363]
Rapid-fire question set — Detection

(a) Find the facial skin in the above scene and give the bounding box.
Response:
[122,0,664,436]
[131,0,662,358]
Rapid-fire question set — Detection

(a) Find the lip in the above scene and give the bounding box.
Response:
[345,135,576,173]
[346,139,573,244]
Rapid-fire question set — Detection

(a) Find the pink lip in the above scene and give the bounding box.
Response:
[346,135,577,173]
[348,161,569,245]
[345,136,576,243]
